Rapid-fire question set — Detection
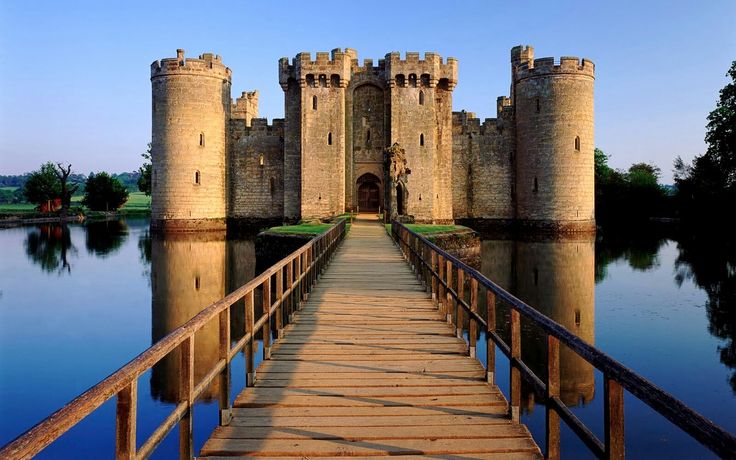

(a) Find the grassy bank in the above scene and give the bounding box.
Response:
[265,222,332,235]
[385,223,469,235]
[0,192,151,218]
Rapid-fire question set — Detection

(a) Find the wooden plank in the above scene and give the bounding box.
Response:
[200,437,540,457]
[226,414,510,428]
[253,377,487,388]
[210,424,530,440]
[233,394,507,408]
[205,454,540,460]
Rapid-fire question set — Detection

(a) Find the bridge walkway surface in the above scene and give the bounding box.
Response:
[200,215,541,459]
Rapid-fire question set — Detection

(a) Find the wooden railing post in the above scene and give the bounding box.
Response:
[486,289,496,384]
[179,335,194,460]
[510,308,521,422]
[456,268,464,339]
[115,381,137,460]
[445,260,453,324]
[295,252,302,309]
[605,377,625,460]
[286,260,294,325]
[438,255,446,316]
[546,336,561,460]
[431,251,438,304]
[276,267,284,339]
[469,278,478,358]
[218,309,232,426]
[263,277,272,360]
[486,289,496,385]
[245,290,255,387]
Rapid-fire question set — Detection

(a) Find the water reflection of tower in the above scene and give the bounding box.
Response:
[515,236,596,407]
[150,231,226,403]
[480,234,595,409]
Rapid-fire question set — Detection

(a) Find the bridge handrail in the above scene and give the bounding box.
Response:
[0,219,348,460]
[391,221,736,459]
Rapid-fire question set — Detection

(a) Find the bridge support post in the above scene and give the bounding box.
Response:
[276,268,284,340]
[456,269,464,339]
[263,277,272,360]
[605,377,625,459]
[469,278,478,358]
[546,336,561,459]
[510,309,521,422]
[431,251,438,304]
[115,381,137,460]
[245,291,256,387]
[445,260,453,324]
[179,336,194,460]
[486,290,496,384]
[218,309,232,425]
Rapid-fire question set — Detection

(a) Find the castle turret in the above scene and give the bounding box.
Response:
[279,49,352,221]
[150,49,232,231]
[385,52,458,223]
[513,47,595,232]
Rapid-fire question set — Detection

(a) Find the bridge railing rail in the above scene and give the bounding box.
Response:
[0,219,347,460]
[391,221,736,459]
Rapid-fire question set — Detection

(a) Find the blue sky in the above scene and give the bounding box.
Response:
[0,0,734,182]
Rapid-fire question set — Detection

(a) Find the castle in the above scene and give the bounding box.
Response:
[150,45,595,232]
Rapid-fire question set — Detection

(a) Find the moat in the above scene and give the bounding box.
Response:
[0,218,734,459]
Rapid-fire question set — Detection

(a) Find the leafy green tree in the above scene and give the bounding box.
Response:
[82,172,129,211]
[23,162,61,208]
[137,143,152,196]
[675,61,736,220]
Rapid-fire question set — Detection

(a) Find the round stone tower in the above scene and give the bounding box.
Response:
[512,46,595,232]
[150,49,231,231]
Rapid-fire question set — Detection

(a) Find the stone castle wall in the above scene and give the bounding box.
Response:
[228,118,285,221]
[513,48,596,231]
[150,50,230,231]
[152,46,595,231]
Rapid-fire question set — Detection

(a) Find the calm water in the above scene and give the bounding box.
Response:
[0,219,734,458]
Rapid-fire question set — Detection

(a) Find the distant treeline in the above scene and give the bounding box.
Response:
[0,171,141,203]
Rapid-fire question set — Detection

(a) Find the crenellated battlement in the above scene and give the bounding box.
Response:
[232,90,259,125]
[279,48,352,90]
[385,51,458,89]
[515,55,595,81]
[230,117,285,138]
[151,49,232,81]
[350,57,387,75]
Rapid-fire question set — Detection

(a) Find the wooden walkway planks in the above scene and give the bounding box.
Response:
[200,215,541,459]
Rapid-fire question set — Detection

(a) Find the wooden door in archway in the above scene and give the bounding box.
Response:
[358,182,380,212]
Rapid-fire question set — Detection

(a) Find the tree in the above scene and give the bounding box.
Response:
[674,61,736,221]
[23,162,61,209]
[53,163,79,218]
[137,143,152,196]
[705,60,736,188]
[82,172,129,211]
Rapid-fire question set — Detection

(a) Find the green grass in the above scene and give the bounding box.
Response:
[122,192,151,210]
[0,203,37,213]
[265,222,332,235]
[0,192,151,217]
[405,224,467,234]
[0,186,19,192]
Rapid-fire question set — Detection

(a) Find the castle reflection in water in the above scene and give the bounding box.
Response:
[480,235,595,410]
[147,230,595,409]
[149,231,260,403]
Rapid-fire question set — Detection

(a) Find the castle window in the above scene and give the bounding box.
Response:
[420,74,430,86]
[312,95,317,110]
[194,170,201,185]
[328,132,332,145]
[420,133,425,146]
[365,130,371,148]
[306,74,315,87]
[259,154,265,166]
[533,177,538,193]
[575,310,581,327]
[419,90,425,105]
[318,74,327,87]
[270,177,275,195]
[395,74,405,87]
[535,98,540,113]
[194,276,200,291]
[575,136,581,151]
[330,74,340,87]
[199,133,205,147]
[408,74,417,87]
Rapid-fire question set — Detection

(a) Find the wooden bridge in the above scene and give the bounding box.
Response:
[1,215,734,459]
[198,216,539,458]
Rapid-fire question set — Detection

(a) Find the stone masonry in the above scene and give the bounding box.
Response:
[150,45,595,231]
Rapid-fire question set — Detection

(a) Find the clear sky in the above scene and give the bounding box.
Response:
[0,0,734,182]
